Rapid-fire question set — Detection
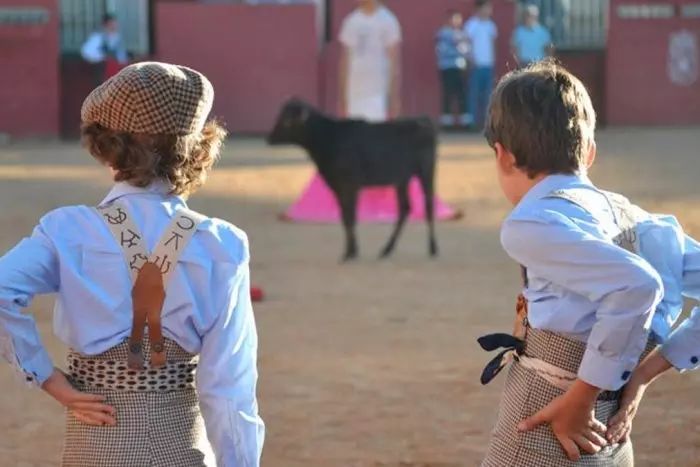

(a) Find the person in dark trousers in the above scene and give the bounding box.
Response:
[435,10,471,128]
[80,13,129,88]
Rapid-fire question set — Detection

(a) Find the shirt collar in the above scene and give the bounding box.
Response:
[100,180,179,206]
[516,172,592,209]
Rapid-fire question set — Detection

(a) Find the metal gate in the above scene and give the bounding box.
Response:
[59,0,150,55]
[516,0,608,49]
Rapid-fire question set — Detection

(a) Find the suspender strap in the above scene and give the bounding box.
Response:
[142,208,205,367]
[96,202,205,369]
[544,188,641,255]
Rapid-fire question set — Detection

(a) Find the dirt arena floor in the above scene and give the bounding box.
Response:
[0,128,699,466]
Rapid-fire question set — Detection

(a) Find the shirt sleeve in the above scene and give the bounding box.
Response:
[501,210,664,391]
[463,19,474,39]
[115,36,129,65]
[81,32,105,64]
[383,13,402,47]
[339,16,355,47]
[0,223,59,387]
[196,247,264,467]
[542,26,552,45]
[511,28,521,47]
[660,234,700,371]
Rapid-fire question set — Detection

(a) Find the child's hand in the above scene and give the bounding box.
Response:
[607,350,673,444]
[606,374,648,444]
[42,369,116,426]
[517,381,607,461]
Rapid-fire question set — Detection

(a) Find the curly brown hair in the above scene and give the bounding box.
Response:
[81,120,227,196]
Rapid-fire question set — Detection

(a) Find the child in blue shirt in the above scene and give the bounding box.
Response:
[478,59,700,466]
[435,10,470,127]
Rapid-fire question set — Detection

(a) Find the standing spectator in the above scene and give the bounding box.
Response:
[80,14,129,87]
[511,5,553,68]
[464,0,498,129]
[435,10,471,128]
[338,0,402,122]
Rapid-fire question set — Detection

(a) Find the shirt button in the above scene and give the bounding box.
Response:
[621,370,631,381]
[691,356,699,365]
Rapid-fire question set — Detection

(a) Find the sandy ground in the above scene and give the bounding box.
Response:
[0,128,699,466]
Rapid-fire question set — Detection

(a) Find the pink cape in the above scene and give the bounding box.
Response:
[280,173,463,223]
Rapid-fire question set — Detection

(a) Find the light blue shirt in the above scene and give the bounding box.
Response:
[501,173,700,391]
[0,182,264,466]
[511,23,551,64]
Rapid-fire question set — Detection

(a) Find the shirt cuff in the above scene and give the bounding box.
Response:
[660,321,700,372]
[577,346,637,391]
[22,347,55,387]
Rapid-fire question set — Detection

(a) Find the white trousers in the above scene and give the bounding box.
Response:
[347,93,388,122]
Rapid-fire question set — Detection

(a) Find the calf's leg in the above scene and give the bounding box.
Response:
[379,181,410,259]
[418,163,439,257]
[336,188,359,262]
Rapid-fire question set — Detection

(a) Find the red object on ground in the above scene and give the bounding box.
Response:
[104,58,125,80]
[250,287,264,302]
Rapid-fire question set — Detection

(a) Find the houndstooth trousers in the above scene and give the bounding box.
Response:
[481,328,657,467]
[61,337,213,467]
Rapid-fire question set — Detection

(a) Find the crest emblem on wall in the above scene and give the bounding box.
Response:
[668,30,699,86]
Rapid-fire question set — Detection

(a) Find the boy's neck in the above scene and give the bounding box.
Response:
[360,3,379,14]
[511,173,549,206]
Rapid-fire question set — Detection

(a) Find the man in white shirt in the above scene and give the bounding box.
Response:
[464,0,498,128]
[338,0,402,122]
[81,14,129,87]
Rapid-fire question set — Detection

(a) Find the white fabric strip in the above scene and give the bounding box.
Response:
[96,203,150,283]
[516,354,577,391]
[95,202,206,285]
[149,209,207,287]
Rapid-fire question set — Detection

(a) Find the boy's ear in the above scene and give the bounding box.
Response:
[584,140,596,169]
[495,142,517,174]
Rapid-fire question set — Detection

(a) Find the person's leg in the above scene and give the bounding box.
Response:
[455,69,469,126]
[468,67,481,126]
[473,67,486,128]
[92,62,106,88]
[439,69,454,126]
[476,67,495,128]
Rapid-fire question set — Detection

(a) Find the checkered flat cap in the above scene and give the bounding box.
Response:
[81,61,214,135]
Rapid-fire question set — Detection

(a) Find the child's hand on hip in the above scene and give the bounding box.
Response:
[42,369,116,426]
[517,380,608,461]
[608,350,673,444]
[606,374,647,444]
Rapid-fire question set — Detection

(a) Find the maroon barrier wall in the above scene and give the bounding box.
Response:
[607,0,700,125]
[155,2,319,134]
[0,0,60,138]
[321,0,516,118]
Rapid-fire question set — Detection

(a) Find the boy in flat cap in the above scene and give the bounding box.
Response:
[0,62,263,466]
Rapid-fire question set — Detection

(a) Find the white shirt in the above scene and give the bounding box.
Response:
[81,30,129,65]
[339,6,401,103]
[464,16,498,67]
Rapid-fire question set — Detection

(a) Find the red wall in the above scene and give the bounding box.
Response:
[0,0,59,139]
[607,0,700,125]
[322,0,516,118]
[155,2,319,134]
